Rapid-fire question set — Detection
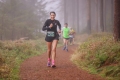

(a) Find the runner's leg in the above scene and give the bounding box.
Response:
[51,40,58,67]
[69,38,72,45]
[63,38,66,50]
[66,39,69,51]
[71,37,73,45]
[46,42,52,66]
[73,35,75,44]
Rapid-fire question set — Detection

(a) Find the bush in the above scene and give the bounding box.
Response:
[71,33,120,80]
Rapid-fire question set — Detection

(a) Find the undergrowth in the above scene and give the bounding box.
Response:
[71,33,120,80]
[0,39,46,80]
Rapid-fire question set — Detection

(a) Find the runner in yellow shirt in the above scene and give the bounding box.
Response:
[69,28,75,45]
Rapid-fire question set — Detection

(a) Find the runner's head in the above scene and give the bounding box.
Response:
[50,11,56,20]
[65,23,68,28]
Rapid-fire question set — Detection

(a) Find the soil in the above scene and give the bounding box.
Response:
[20,45,106,80]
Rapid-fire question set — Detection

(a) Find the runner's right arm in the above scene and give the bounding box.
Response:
[42,19,50,31]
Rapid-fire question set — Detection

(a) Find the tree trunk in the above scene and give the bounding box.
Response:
[72,0,75,29]
[64,0,68,23]
[1,15,4,40]
[76,0,79,33]
[111,0,114,32]
[95,0,98,32]
[99,0,104,32]
[87,0,91,34]
[12,25,14,40]
[114,0,120,41]
[103,0,106,32]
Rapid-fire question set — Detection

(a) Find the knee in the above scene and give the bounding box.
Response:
[47,49,51,53]
[52,49,56,52]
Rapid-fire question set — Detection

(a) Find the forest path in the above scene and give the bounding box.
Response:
[20,45,105,80]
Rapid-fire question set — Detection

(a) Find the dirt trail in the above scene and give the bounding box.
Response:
[20,45,105,80]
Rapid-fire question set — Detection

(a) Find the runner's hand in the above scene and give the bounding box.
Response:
[58,30,61,33]
[49,23,53,28]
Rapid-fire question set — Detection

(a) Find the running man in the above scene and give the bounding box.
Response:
[69,28,75,45]
[42,11,61,68]
[72,28,76,44]
[62,23,70,52]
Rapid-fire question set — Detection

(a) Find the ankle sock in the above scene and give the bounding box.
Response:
[48,58,51,62]
[52,60,55,65]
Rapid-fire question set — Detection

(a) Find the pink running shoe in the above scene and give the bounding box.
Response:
[47,61,51,67]
[51,64,56,68]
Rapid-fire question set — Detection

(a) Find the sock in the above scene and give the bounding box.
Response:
[52,60,55,65]
[48,58,51,62]
[63,45,66,49]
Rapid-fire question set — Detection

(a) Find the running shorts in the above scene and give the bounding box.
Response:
[45,33,59,42]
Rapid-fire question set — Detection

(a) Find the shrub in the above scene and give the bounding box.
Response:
[71,33,120,80]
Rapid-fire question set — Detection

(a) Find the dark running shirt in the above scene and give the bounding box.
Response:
[42,19,61,33]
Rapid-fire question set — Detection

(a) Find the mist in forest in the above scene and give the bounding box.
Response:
[0,0,114,40]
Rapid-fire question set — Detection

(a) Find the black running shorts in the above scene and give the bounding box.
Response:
[45,33,59,42]
[64,37,69,40]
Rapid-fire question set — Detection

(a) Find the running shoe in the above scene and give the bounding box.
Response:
[66,49,68,52]
[63,46,66,50]
[51,65,56,68]
[47,61,51,67]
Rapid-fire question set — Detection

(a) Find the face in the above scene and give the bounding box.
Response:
[65,24,68,27]
[50,13,56,20]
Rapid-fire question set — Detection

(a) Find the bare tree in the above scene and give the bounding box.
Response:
[87,0,91,34]
[103,0,106,32]
[64,0,68,23]
[111,0,114,32]
[76,0,79,33]
[61,0,113,34]
[114,0,120,41]
[99,0,104,32]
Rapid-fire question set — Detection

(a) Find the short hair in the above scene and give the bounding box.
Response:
[65,23,68,25]
[50,11,56,15]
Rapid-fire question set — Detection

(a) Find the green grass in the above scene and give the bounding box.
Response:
[71,33,120,80]
[0,39,47,80]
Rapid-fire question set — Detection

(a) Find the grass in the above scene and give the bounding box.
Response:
[0,39,47,80]
[71,33,120,80]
